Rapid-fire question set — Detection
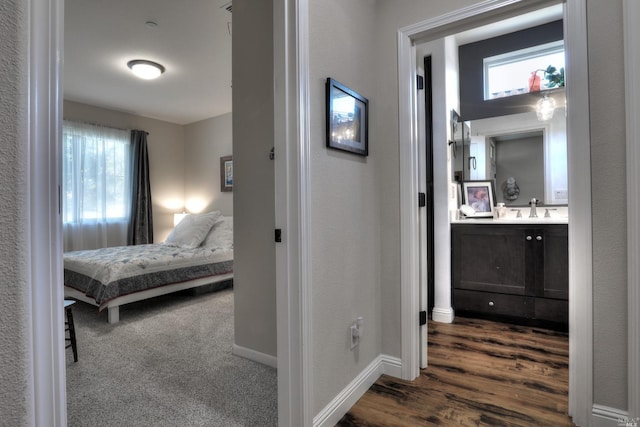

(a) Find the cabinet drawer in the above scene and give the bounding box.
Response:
[534,297,568,324]
[454,289,534,318]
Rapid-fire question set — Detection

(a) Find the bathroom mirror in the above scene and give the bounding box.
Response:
[462,107,567,206]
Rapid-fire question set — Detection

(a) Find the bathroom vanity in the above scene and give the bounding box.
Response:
[451,220,568,330]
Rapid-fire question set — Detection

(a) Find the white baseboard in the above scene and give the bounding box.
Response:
[313,354,402,427]
[592,404,631,427]
[232,344,277,368]
[432,306,454,323]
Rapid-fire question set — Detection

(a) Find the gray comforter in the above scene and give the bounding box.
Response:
[64,244,233,308]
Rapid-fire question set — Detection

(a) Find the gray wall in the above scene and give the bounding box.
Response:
[0,0,31,423]
[495,135,544,205]
[308,0,381,413]
[184,112,233,216]
[587,0,628,409]
[232,0,277,357]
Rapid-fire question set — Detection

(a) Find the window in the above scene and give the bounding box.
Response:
[62,121,131,224]
[484,40,565,100]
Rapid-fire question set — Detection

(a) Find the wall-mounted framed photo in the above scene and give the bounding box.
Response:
[220,155,233,192]
[326,78,368,156]
[462,180,496,217]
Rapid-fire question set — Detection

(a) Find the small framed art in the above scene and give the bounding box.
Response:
[462,180,496,217]
[220,155,233,192]
[326,78,369,156]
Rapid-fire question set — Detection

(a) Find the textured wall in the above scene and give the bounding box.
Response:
[0,0,31,424]
[587,0,628,409]
[184,112,233,217]
[308,0,381,413]
[232,0,277,357]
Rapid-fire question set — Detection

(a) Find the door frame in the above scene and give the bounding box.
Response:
[274,0,312,426]
[397,0,593,425]
[27,0,66,425]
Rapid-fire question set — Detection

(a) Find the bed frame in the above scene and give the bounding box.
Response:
[64,272,234,324]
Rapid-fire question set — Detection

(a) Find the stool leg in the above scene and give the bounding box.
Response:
[66,307,78,362]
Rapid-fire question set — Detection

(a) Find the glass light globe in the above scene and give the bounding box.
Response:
[536,94,556,121]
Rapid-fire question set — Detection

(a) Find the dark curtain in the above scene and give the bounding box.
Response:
[128,130,154,244]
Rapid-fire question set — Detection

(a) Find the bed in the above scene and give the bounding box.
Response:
[64,212,233,323]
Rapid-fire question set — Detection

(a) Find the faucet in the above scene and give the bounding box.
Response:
[529,198,539,218]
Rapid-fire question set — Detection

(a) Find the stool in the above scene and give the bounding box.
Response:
[64,300,78,362]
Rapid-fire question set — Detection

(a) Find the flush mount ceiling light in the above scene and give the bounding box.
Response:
[127,59,165,80]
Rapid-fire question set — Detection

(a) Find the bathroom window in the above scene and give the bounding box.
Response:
[484,40,565,100]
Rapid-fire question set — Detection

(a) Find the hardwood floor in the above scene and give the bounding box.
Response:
[337,317,575,427]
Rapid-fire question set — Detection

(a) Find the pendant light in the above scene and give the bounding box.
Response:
[536,93,556,121]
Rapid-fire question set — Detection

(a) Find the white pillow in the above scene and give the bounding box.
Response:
[165,211,221,248]
[202,216,233,249]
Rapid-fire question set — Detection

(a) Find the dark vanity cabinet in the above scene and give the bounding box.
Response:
[452,223,568,328]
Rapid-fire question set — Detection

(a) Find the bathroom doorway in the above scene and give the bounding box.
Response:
[399,1,593,424]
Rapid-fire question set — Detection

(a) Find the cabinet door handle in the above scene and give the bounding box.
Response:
[536,235,543,241]
[526,235,533,241]
[488,301,495,307]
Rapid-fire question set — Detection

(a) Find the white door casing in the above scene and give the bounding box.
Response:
[397,1,593,426]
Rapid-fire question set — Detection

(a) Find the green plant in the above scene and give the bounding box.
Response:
[544,65,565,88]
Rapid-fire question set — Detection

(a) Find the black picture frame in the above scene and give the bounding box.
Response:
[462,180,496,217]
[326,78,369,156]
[220,155,233,192]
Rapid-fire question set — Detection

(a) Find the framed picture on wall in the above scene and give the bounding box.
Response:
[326,78,369,156]
[220,155,233,192]
[462,180,496,217]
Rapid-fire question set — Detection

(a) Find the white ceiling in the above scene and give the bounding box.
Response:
[64,0,232,125]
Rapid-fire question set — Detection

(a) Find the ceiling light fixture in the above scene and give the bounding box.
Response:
[127,59,165,80]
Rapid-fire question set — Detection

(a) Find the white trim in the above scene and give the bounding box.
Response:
[397,0,592,425]
[563,2,593,425]
[28,0,66,425]
[274,0,312,426]
[232,344,278,368]
[592,404,630,427]
[398,29,421,381]
[624,0,640,419]
[312,355,402,427]
[431,307,455,324]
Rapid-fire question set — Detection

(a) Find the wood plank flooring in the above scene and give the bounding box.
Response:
[336,317,575,427]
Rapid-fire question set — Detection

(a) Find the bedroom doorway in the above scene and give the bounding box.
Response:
[61,1,278,425]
